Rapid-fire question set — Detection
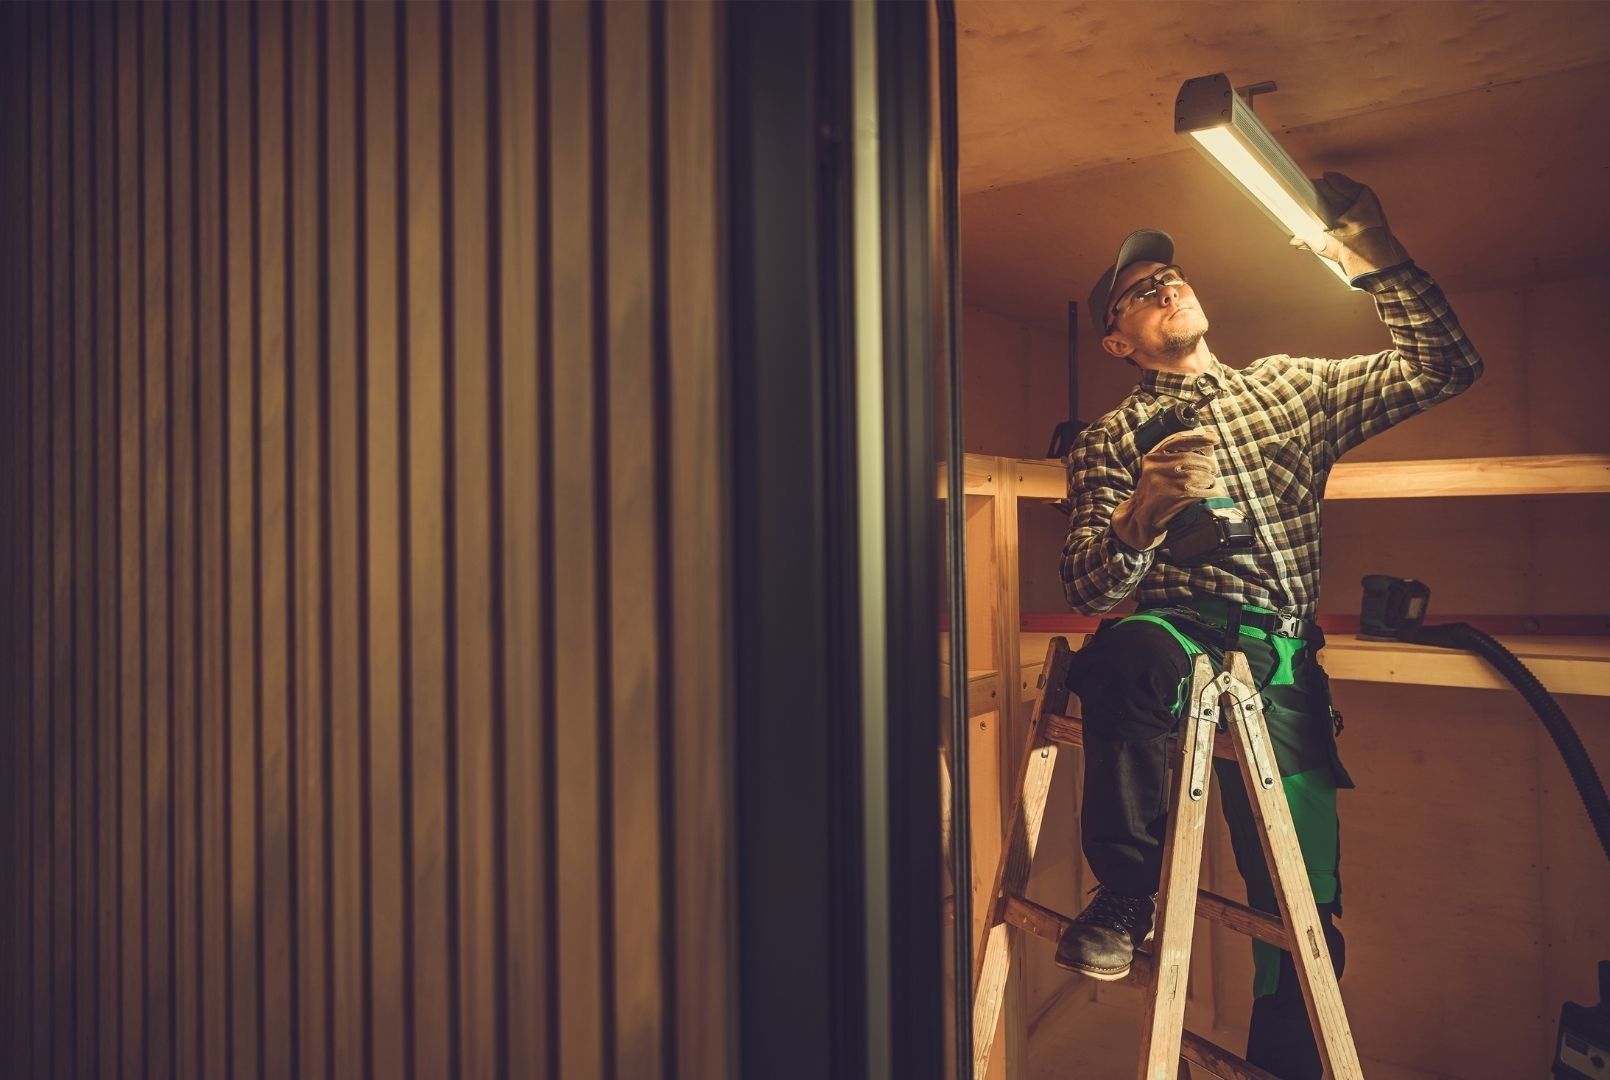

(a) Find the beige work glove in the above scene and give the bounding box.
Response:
[1289,171,1412,284]
[1110,429,1225,553]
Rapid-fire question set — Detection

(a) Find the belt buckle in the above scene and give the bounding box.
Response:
[1275,612,1303,639]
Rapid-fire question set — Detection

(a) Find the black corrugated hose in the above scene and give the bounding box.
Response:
[1405,622,1610,861]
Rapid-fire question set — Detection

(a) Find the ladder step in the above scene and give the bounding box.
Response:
[1000,893,1066,945]
[1180,1030,1281,1080]
[1001,895,1157,987]
[1195,889,1289,950]
[999,890,1288,952]
[1042,712,1236,761]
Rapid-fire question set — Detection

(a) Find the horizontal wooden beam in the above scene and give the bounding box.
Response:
[1012,453,1610,502]
[936,453,1000,497]
[1015,459,1066,500]
[1323,453,1610,499]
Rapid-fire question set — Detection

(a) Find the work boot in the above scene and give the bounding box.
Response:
[1053,886,1156,981]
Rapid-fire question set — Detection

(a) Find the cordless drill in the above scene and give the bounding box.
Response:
[1132,395,1254,565]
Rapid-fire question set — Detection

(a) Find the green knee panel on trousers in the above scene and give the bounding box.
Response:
[1252,767,1338,998]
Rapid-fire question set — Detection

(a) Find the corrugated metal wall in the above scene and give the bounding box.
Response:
[0,1,732,1078]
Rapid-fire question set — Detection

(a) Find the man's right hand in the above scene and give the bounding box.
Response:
[1110,429,1224,552]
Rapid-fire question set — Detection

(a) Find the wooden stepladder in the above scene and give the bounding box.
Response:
[971,637,1364,1080]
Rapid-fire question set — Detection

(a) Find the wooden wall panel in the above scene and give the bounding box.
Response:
[3,5,21,1066]
[446,6,497,1077]
[256,4,296,1074]
[402,1,452,1072]
[0,2,733,1078]
[2,7,15,1060]
[548,0,607,1075]
[288,2,328,1074]
[92,3,118,1056]
[30,9,52,1070]
[604,3,666,1076]
[113,5,146,1073]
[49,6,74,1073]
[665,3,734,1074]
[324,4,364,1076]
[221,5,262,1075]
[66,4,90,1075]
[95,3,121,1074]
[193,3,229,1074]
[169,6,200,1073]
[495,3,551,1073]
[68,3,97,1072]
[358,4,407,1077]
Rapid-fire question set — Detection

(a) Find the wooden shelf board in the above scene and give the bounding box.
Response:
[1012,453,1610,502]
[1015,459,1065,500]
[1324,453,1610,499]
[1318,634,1610,696]
[1020,631,1610,698]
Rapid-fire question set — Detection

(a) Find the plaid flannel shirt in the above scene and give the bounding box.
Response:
[1060,264,1484,620]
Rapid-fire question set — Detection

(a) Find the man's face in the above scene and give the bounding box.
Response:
[1104,259,1208,360]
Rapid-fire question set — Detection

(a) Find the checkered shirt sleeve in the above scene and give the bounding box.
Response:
[1295,264,1485,459]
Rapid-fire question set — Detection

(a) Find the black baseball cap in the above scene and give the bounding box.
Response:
[1088,228,1175,336]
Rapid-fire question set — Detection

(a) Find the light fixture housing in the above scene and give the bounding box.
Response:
[1174,73,1349,284]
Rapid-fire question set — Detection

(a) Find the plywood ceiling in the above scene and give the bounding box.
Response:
[958,0,1610,195]
[957,1,1610,339]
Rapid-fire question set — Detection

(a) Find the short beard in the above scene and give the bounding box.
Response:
[1159,326,1210,360]
[1157,322,1207,359]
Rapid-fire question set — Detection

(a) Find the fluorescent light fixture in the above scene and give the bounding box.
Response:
[1175,73,1350,284]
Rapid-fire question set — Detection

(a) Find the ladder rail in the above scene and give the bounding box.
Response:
[1222,651,1365,1079]
[1136,653,1221,1080]
[969,637,1074,1080]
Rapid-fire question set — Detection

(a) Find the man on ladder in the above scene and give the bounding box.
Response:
[1056,175,1484,1078]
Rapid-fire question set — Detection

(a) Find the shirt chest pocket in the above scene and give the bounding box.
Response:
[1255,436,1314,508]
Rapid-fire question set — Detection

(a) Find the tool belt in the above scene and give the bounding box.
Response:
[1141,596,1325,646]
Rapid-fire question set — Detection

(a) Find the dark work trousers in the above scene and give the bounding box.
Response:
[1066,603,1353,1080]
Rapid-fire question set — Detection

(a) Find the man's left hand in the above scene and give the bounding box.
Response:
[1289,171,1412,283]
